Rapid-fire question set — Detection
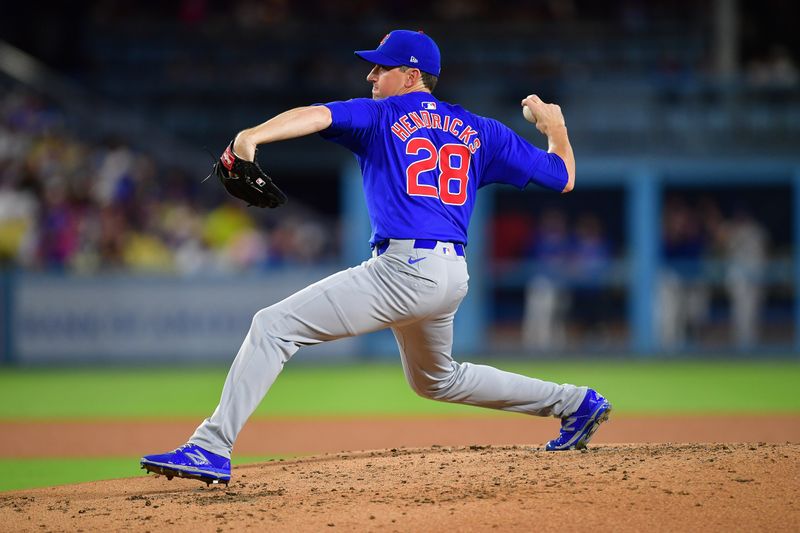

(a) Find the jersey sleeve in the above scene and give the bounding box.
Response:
[317,98,382,154]
[478,118,568,192]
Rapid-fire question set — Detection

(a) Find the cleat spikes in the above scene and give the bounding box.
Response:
[141,462,228,486]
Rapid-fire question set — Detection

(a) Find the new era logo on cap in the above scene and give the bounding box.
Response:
[410,56,418,63]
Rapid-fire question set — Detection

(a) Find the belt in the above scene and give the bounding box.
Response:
[372,239,465,257]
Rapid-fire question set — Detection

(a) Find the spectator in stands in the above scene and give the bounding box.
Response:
[201,200,261,269]
[0,175,39,266]
[37,180,82,270]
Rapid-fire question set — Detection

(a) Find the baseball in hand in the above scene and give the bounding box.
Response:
[522,105,536,124]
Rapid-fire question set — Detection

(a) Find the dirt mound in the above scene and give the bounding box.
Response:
[3,443,798,532]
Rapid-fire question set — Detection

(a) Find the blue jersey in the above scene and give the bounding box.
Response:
[321,92,567,247]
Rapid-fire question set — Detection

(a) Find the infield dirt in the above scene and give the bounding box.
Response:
[3,416,800,531]
[0,416,800,532]
[2,441,799,532]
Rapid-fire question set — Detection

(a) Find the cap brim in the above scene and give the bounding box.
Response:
[354,50,402,68]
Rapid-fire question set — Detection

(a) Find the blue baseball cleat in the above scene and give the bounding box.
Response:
[141,443,231,485]
[546,389,612,451]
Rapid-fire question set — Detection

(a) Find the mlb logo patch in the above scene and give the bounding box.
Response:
[422,102,437,110]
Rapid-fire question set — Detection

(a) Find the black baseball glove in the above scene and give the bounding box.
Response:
[213,141,287,208]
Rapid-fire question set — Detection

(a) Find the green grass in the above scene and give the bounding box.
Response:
[1,360,799,493]
[1,360,799,419]
[0,456,288,493]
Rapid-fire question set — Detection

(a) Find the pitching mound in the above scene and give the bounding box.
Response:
[3,443,798,532]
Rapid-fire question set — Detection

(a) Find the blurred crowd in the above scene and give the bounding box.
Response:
[0,88,338,274]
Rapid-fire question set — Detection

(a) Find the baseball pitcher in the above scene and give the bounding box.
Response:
[141,30,611,485]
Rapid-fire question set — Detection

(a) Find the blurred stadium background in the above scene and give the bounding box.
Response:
[0,0,799,364]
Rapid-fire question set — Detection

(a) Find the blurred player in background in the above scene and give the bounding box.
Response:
[719,207,768,348]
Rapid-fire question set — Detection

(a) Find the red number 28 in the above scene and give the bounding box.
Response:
[405,138,471,206]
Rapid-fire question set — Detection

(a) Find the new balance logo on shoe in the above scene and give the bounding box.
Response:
[562,417,577,432]
[141,443,231,485]
[185,450,210,465]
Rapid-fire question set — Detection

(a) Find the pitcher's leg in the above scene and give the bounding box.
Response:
[188,311,293,457]
[393,315,586,418]
[191,259,428,457]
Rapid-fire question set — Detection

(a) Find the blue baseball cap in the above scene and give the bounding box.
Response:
[355,30,441,77]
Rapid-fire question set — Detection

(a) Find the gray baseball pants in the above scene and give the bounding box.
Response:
[190,239,586,458]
